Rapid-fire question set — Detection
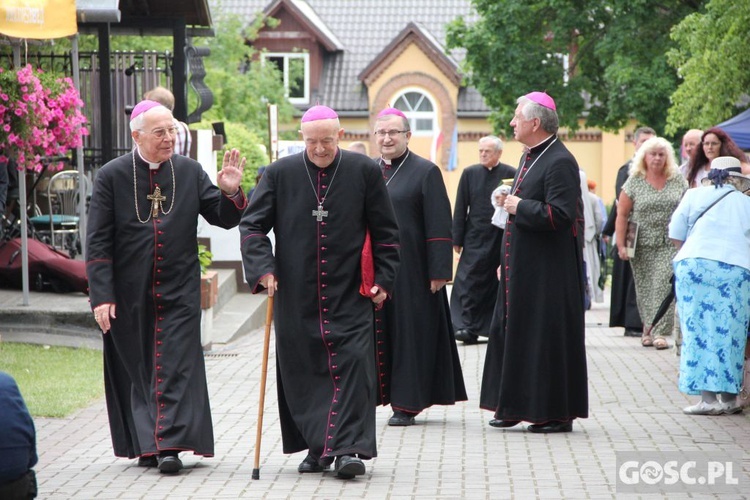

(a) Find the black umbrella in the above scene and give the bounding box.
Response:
[646,274,676,336]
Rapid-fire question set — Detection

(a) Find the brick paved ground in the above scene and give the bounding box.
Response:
[30,300,750,499]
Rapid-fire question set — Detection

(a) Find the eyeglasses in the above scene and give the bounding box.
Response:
[143,126,179,139]
[374,129,408,138]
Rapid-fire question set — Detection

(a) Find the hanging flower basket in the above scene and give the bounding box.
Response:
[0,64,88,172]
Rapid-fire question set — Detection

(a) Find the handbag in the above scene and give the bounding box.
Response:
[738,357,750,408]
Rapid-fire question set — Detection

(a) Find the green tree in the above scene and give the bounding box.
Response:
[446,0,704,135]
[666,0,750,134]
[193,12,295,136]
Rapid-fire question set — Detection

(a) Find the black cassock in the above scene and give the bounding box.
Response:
[86,152,246,458]
[376,150,467,413]
[450,162,516,338]
[240,150,400,461]
[601,161,643,330]
[480,136,588,423]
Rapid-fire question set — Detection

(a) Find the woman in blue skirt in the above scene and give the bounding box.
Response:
[669,156,750,415]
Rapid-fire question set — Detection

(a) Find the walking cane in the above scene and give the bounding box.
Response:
[252,295,274,480]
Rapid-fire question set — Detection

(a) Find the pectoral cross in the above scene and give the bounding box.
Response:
[147,187,166,218]
[311,204,328,222]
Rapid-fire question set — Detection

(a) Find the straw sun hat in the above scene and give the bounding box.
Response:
[701,156,750,193]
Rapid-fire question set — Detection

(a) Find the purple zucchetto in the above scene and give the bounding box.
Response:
[524,91,556,111]
[301,105,339,123]
[377,107,407,119]
[130,100,164,121]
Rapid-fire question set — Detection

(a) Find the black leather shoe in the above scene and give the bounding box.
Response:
[527,421,573,433]
[388,410,416,426]
[137,455,158,467]
[455,329,479,344]
[157,455,183,474]
[298,453,331,473]
[489,419,520,428]
[624,328,642,337]
[334,455,365,479]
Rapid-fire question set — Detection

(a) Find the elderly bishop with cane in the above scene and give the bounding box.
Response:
[86,99,248,473]
[240,105,400,479]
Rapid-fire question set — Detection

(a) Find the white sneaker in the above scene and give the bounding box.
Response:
[683,400,723,415]
[720,399,743,415]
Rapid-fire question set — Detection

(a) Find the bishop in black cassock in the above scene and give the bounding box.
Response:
[86,101,247,473]
[602,160,644,335]
[373,108,467,428]
[480,93,588,434]
[451,136,516,344]
[240,106,400,479]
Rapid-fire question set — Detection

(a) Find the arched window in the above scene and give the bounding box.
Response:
[393,89,436,136]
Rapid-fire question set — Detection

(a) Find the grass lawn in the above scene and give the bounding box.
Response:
[0,342,103,418]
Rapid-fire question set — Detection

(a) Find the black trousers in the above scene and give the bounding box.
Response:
[0,470,37,500]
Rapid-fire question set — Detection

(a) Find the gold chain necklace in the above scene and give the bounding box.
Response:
[133,151,176,224]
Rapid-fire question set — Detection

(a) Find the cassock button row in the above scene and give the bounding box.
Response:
[322,184,327,189]
[332,365,337,369]
[324,330,331,334]
[158,378,163,383]
[156,353,161,358]
[323,308,329,312]
[158,230,164,235]
[157,341,162,345]
[321,234,327,239]
[324,320,329,324]
[157,391,162,396]
[322,284,327,288]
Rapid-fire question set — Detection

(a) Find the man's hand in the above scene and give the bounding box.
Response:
[369,285,387,305]
[262,274,277,297]
[94,303,116,333]
[217,148,246,195]
[430,279,448,294]
[504,194,521,215]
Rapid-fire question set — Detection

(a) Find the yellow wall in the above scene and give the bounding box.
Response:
[340,40,642,209]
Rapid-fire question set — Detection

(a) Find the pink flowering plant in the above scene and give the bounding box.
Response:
[0,64,88,172]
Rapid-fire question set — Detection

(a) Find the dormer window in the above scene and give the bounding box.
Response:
[393,89,436,136]
[263,52,310,104]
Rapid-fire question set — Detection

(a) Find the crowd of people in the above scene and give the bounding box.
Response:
[6,88,749,488]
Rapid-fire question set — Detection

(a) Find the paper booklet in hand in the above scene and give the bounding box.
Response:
[625,220,638,258]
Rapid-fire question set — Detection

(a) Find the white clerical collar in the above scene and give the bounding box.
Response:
[136,148,161,170]
[527,135,555,151]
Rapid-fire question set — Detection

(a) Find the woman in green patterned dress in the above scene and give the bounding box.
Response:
[615,137,688,349]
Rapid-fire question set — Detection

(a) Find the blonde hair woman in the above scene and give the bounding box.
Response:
[615,137,688,349]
